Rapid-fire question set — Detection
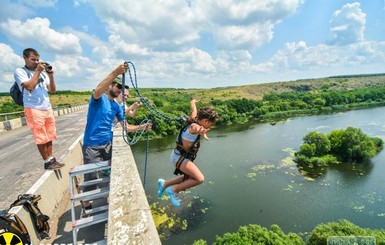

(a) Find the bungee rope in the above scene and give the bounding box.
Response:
[119,61,193,188]
[119,66,151,188]
[123,61,187,122]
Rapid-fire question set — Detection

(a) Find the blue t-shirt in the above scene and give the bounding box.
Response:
[83,93,124,146]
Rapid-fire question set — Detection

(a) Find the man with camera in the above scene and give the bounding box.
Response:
[14,48,64,170]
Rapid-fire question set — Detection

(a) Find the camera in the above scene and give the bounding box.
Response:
[44,62,52,70]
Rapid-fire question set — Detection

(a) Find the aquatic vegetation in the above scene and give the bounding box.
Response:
[282,156,296,167]
[283,184,294,191]
[350,202,365,213]
[246,172,257,180]
[251,164,276,172]
[362,192,377,204]
[304,177,315,181]
[150,194,211,242]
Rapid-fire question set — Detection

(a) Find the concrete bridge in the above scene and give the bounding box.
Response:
[0,107,161,244]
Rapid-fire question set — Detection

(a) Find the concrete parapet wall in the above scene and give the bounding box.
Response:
[0,104,88,133]
[108,131,161,244]
[8,134,84,244]
[6,128,161,244]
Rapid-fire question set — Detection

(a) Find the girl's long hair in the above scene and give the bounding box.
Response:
[186,107,219,124]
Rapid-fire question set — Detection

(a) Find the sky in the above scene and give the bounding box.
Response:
[0,0,384,92]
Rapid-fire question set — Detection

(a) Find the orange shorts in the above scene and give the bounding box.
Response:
[24,108,57,144]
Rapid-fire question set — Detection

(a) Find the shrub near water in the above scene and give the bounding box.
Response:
[193,224,304,245]
[294,127,383,167]
[306,219,385,245]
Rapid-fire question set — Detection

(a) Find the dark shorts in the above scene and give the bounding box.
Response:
[82,141,112,164]
[82,141,112,192]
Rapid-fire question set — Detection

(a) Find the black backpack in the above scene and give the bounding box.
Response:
[10,194,51,240]
[0,210,31,244]
[10,67,29,106]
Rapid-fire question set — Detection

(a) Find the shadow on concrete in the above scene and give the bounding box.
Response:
[50,199,107,244]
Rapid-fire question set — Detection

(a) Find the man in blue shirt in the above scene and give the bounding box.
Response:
[82,63,151,210]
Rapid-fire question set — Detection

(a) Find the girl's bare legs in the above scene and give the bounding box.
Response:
[163,175,185,190]
[172,160,204,194]
[160,160,204,206]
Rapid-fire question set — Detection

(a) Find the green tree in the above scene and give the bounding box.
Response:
[307,219,384,245]
[295,127,383,168]
[327,129,344,156]
[297,143,316,158]
[303,132,331,156]
[204,224,304,245]
[339,127,378,162]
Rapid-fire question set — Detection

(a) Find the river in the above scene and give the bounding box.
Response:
[131,106,385,244]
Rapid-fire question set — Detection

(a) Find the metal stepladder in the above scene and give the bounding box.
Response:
[69,161,111,244]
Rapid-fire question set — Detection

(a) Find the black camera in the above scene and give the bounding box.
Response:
[44,62,52,70]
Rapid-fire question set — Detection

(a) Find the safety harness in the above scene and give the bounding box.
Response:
[173,123,201,180]
[10,194,51,240]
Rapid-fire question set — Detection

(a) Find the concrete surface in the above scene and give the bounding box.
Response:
[1,107,161,244]
[0,107,87,210]
[108,132,161,245]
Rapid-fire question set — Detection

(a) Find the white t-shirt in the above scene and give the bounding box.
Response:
[14,67,52,110]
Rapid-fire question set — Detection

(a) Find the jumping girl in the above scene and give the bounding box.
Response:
[157,99,219,207]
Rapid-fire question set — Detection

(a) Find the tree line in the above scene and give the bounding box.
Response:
[192,219,383,245]
[2,84,385,141]
[125,85,385,139]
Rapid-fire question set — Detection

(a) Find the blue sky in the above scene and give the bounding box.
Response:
[0,0,384,92]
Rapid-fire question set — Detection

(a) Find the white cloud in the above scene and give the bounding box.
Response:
[194,0,303,50]
[0,17,82,54]
[253,39,385,81]
[66,0,304,89]
[330,2,366,45]
[86,0,303,53]
[0,43,24,89]
[0,0,383,91]
[90,0,201,51]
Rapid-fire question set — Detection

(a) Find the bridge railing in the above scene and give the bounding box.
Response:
[0,104,88,133]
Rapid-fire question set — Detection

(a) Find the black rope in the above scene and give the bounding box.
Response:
[143,130,150,188]
[124,61,187,122]
[121,70,151,146]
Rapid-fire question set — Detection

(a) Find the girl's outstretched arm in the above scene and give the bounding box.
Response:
[190,99,199,119]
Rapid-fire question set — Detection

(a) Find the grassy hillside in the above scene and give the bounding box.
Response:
[1,73,384,108]
[136,73,385,104]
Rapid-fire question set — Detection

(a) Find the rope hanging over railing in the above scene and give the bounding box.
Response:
[119,61,186,188]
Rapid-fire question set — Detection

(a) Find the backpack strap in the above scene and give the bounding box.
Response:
[9,194,51,240]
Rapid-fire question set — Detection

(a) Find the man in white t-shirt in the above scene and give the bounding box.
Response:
[14,48,64,170]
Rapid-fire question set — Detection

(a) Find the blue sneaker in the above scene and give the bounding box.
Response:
[157,179,165,198]
[166,187,180,207]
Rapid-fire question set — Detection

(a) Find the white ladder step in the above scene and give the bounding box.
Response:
[72,211,108,229]
[78,177,110,188]
[71,187,109,202]
[69,161,110,176]
[84,204,109,216]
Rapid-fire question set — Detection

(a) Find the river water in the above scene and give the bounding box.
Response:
[131,106,385,244]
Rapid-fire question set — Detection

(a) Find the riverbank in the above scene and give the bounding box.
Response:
[131,106,385,244]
